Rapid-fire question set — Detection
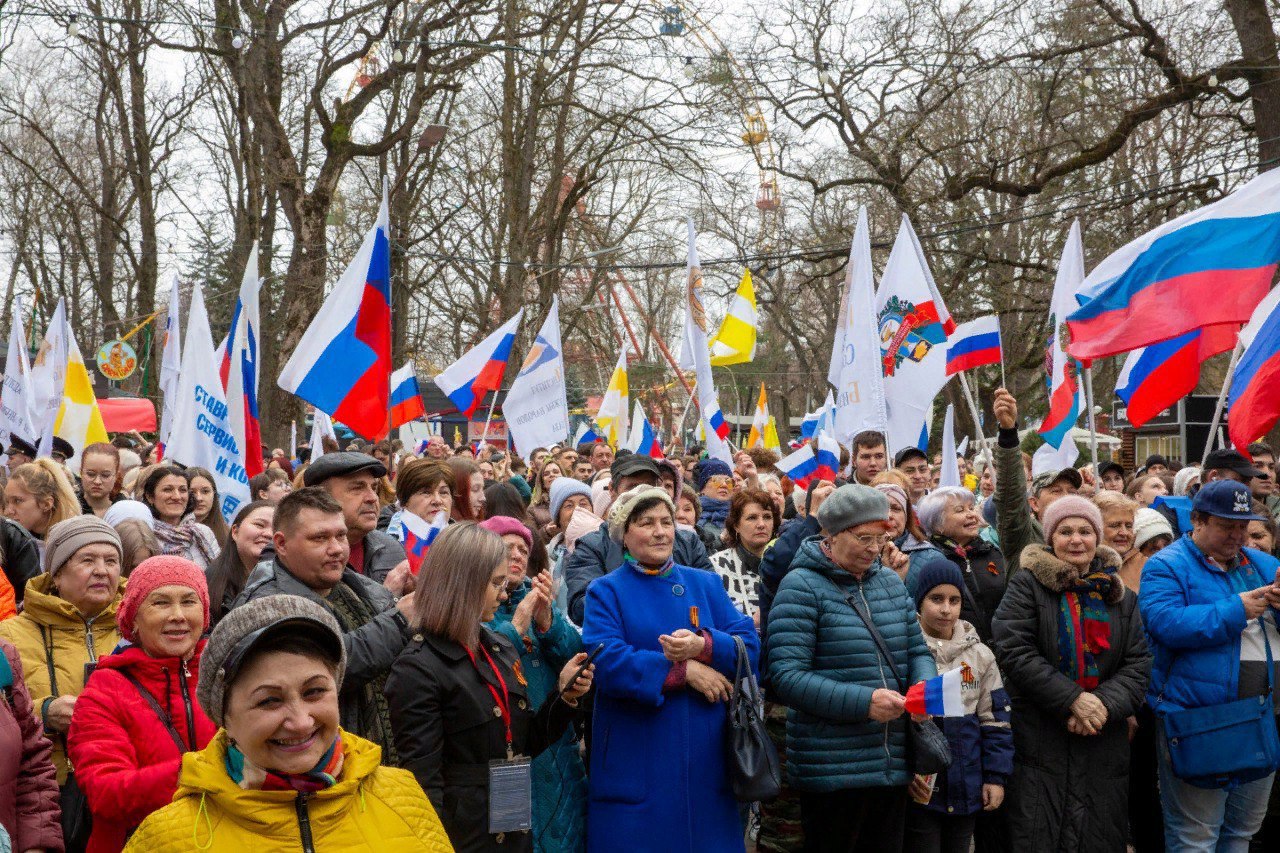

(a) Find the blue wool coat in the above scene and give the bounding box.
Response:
[582,561,758,853]
[766,537,936,792]
[1139,536,1280,714]
[486,579,586,853]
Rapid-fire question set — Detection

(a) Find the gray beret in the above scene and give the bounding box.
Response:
[197,595,347,727]
[816,484,890,535]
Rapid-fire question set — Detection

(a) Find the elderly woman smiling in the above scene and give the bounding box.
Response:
[991,495,1151,851]
[912,486,1008,642]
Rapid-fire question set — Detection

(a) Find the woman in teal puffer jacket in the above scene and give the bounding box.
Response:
[481,516,587,853]
[766,485,936,853]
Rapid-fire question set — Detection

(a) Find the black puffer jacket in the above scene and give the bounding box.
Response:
[0,519,40,606]
[991,544,1151,853]
[927,535,1009,642]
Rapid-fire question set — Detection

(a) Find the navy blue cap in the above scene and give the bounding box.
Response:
[1191,480,1266,521]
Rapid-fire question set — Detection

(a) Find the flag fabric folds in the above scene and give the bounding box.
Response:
[939,404,960,487]
[813,435,841,483]
[53,322,108,470]
[776,443,820,490]
[904,669,966,717]
[625,400,665,459]
[0,303,35,452]
[596,344,630,449]
[829,207,890,444]
[158,275,183,449]
[279,185,392,440]
[709,269,758,366]
[226,243,264,479]
[680,222,733,465]
[433,311,523,420]
[945,316,1003,376]
[571,422,602,447]
[1116,325,1238,428]
[1229,287,1280,456]
[390,363,426,428]
[30,299,69,459]
[1040,223,1086,449]
[747,383,770,449]
[1067,168,1280,361]
[503,298,570,458]
[309,409,337,460]
[401,509,448,574]
[763,416,781,451]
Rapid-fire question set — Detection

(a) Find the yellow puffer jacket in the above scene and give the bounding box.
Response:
[125,729,454,852]
[0,572,124,783]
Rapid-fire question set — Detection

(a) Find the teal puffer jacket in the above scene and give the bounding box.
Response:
[766,536,936,792]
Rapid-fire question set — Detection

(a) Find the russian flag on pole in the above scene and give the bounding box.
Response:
[226,242,264,478]
[777,443,820,490]
[389,363,426,428]
[401,509,448,575]
[1067,169,1280,361]
[1229,287,1280,456]
[814,434,841,482]
[1040,223,1086,449]
[279,184,392,440]
[1117,325,1238,428]
[571,422,602,447]
[625,400,665,459]
[945,316,1003,376]
[432,310,524,419]
[904,669,966,717]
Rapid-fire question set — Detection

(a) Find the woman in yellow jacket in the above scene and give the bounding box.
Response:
[126,594,453,852]
[0,516,125,783]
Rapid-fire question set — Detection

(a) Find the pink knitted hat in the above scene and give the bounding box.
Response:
[478,515,533,549]
[117,555,211,643]
[1041,495,1104,543]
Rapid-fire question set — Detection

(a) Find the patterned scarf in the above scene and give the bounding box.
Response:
[153,514,218,564]
[225,736,344,792]
[623,551,675,578]
[930,533,973,560]
[1056,568,1114,689]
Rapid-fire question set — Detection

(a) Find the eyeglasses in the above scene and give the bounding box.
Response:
[707,475,734,487]
[847,532,890,548]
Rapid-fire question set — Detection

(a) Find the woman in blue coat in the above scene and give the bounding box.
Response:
[481,516,587,853]
[583,485,758,853]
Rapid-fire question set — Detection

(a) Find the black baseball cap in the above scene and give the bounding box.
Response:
[1098,460,1125,480]
[302,451,387,486]
[1144,454,1171,469]
[1203,449,1264,480]
[610,454,661,483]
[894,447,928,467]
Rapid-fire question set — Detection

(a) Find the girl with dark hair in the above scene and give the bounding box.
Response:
[205,500,275,624]
[484,481,529,521]
[447,457,485,521]
[187,466,230,542]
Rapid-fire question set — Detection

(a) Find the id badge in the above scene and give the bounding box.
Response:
[488,756,532,835]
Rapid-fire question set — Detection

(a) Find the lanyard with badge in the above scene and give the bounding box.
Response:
[466,643,532,836]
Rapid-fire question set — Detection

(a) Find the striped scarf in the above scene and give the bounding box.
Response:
[226,736,344,792]
[1056,568,1114,689]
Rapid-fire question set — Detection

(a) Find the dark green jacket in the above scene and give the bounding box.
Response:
[994,427,1043,576]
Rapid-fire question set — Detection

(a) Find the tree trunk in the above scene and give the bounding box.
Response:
[1225,0,1280,171]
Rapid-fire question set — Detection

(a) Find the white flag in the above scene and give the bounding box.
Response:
[164,282,251,521]
[0,303,37,453]
[290,420,298,460]
[939,404,960,488]
[503,297,570,458]
[310,408,337,459]
[30,299,70,458]
[682,221,732,465]
[829,207,889,445]
[159,274,183,445]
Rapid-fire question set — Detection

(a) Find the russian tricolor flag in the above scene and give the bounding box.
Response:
[1116,325,1238,428]
[904,669,966,717]
[226,243,264,478]
[626,400,665,459]
[814,434,841,482]
[389,362,426,428]
[1068,169,1280,361]
[571,422,602,447]
[707,407,731,442]
[777,443,820,490]
[402,509,448,574]
[1041,224,1086,449]
[279,185,392,440]
[945,316,1003,376]
[433,311,523,419]
[1229,288,1280,456]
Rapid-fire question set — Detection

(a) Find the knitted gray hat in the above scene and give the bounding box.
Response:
[608,485,676,542]
[197,595,347,727]
[817,484,889,535]
[44,515,123,575]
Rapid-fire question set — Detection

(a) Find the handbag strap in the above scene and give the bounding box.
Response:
[732,635,761,708]
[845,590,906,694]
[41,626,60,697]
[120,669,188,754]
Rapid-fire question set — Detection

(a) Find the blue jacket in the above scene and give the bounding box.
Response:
[583,562,757,853]
[1139,535,1280,713]
[766,537,936,792]
[487,580,586,853]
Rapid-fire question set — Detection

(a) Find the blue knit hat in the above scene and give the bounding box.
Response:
[909,556,967,611]
[694,458,733,492]
[549,476,593,524]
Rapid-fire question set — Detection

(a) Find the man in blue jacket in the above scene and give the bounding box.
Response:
[1139,479,1280,849]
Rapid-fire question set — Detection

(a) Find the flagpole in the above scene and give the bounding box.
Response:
[1202,340,1244,466]
[478,388,500,451]
[957,372,992,458]
[1082,366,1100,470]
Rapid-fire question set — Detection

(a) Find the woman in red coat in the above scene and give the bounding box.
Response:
[67,556,217,853]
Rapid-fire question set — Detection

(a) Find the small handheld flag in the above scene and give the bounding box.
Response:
[571,421,602,447]
[433,311,523,419]
[390,362,426,428]
[945,316,1003,376]
[776,443,819,490]
[402,509,448,574]
[813,434,841,482]
[903,669,966,717]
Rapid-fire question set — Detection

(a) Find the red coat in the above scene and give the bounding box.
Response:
[67,640,217,853]
[0,639,62,851]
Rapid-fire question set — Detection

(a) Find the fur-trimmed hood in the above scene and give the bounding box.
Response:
[1020,543,1126,604]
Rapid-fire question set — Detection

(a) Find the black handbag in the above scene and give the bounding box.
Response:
[845,593,952,776]
[726,635,782,802]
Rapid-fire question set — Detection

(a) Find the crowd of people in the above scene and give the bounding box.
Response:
[0,389,1278,852]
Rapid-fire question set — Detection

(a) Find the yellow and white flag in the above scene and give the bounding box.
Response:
[764,415,781,450]
[746,383,769,448]
[54,326,108,469]
[596,343,629,448]
[710,269,757,366]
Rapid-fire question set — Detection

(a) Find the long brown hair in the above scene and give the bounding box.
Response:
[446,457,481,521]
[187,467,230,541]
[411,522,505,649]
